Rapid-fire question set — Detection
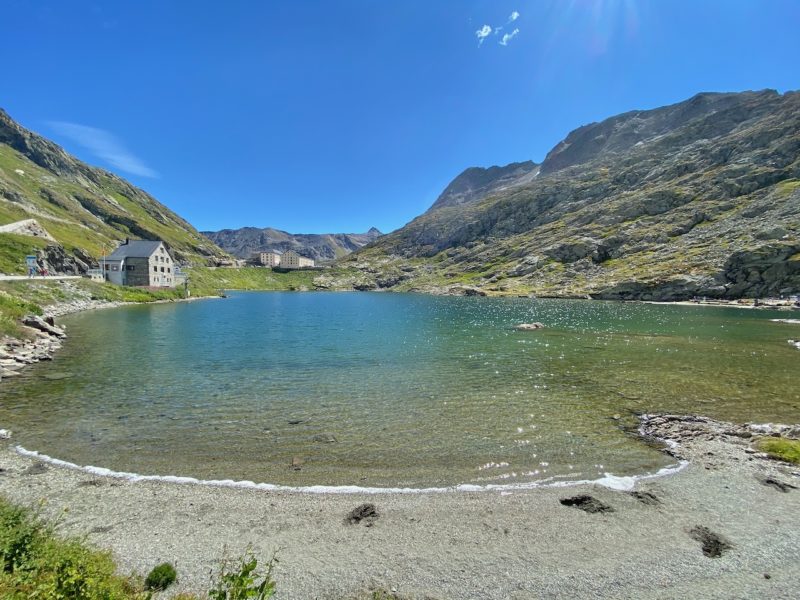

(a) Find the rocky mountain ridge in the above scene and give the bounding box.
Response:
[0,109,228,274]
[203,226,382,262]
[428,161,540,212]
[340,90,800,300]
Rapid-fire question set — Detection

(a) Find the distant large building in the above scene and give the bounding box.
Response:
[256,251,281,267]
[279,250,314,269]
[99,239,177,287]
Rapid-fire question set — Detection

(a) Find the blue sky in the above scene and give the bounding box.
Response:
[2,1,799,234]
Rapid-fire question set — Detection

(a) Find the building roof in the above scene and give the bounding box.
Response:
[106,240,164,260]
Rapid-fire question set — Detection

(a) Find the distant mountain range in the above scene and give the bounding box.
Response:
[0,109,228,273]
[340,90,800,300]
[202,226,383,262]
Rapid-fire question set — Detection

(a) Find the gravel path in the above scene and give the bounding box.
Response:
[1,415,798,599]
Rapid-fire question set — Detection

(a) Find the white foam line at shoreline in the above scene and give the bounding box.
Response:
[14,445,688,495]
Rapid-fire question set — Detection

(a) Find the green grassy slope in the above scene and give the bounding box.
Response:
[0,109,229,274]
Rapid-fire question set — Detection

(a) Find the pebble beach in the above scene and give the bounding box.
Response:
[1,414,798,599]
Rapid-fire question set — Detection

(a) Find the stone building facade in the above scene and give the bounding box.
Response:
[99,239,177,287]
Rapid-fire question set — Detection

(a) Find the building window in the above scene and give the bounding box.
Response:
[111,265,118,271]
[160,266,165,272]
[104,264,109,271]
[153,266,158,272]
[126,265,135,271]
[167,267,171,273]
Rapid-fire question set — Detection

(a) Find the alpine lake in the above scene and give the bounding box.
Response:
[2,292,799,490]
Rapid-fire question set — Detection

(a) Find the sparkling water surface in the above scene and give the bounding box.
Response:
[2,292,799,488]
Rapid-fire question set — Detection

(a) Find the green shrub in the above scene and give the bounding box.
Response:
[144,561,177,591]
[208,549,277,600]
[0,497,134,599]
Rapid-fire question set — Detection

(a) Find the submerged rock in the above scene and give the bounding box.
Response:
[514,322,545,331]
[43,372,73,380]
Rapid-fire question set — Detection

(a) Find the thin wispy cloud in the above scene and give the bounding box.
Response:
[47,121,158,178]
[475,24,492,46]
[475,10,520,47]
[499,28,520,46]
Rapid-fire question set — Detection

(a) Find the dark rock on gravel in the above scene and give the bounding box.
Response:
[689,525,733,558]
[559,495,614,514]
[347,503,379,526]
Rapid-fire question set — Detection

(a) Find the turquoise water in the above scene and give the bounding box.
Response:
[1,293,799,488]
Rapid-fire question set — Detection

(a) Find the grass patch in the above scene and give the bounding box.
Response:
[0,497,137,599]
[756,437,800,464]
[81,281,184,303]
[187,266,324,296]
[0,233,48,275]
[0,290,41,338]
[0,495,286,599]
[776,178,800,196]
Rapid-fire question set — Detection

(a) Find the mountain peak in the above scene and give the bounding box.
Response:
[428,160,540,212]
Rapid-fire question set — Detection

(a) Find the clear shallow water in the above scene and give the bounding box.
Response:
[1,292,799,488]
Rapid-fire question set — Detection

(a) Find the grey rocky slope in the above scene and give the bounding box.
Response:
[341,90,800,300]
[203,226,382,262]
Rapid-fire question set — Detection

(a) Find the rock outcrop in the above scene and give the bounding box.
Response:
[35,244,93,275]
[0,218,56,241]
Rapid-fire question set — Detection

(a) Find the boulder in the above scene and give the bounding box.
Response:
[22,315,66,338]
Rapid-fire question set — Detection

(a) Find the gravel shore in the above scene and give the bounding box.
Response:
[1,415,798,599]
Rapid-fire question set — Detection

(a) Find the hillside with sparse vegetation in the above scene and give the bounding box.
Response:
[340,90,800,300]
